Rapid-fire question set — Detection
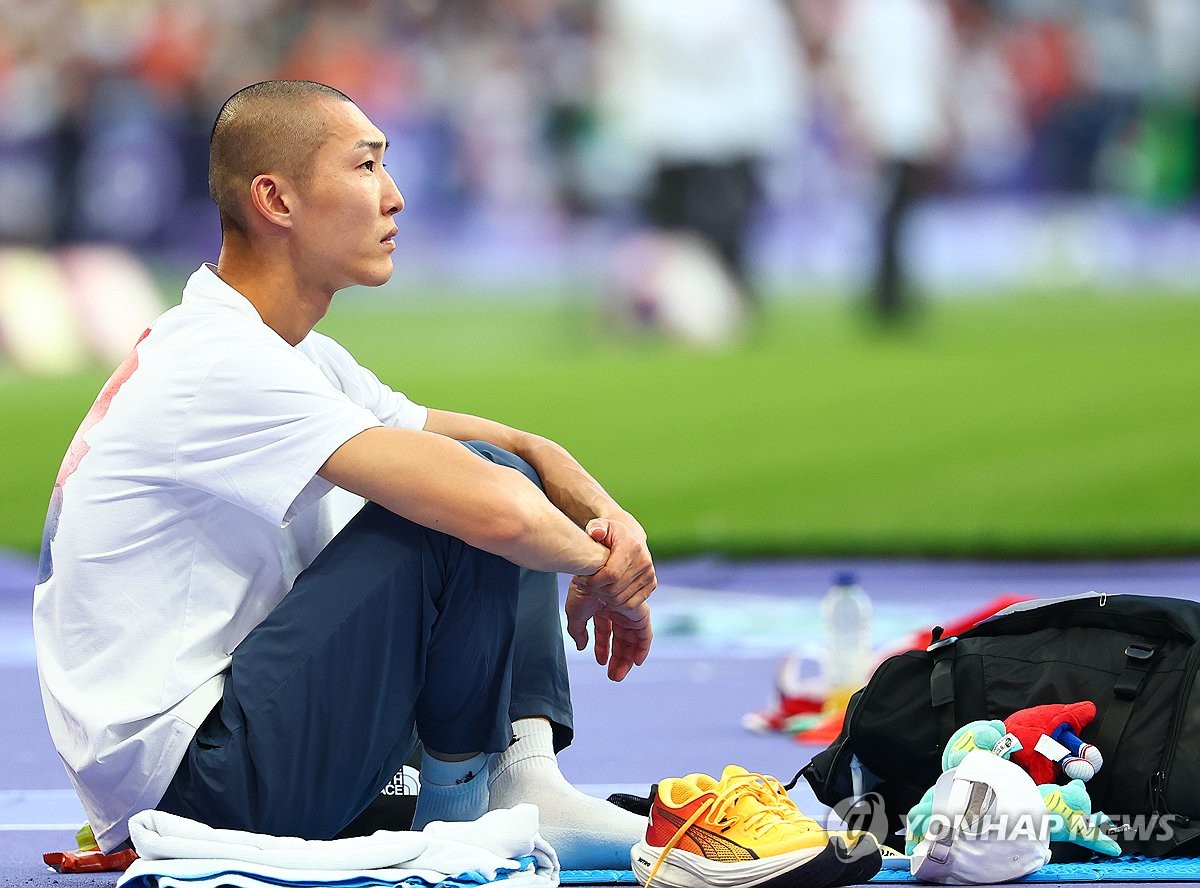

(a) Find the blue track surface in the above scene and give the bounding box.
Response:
[5,552,1200,886]
[559,857,1200,884]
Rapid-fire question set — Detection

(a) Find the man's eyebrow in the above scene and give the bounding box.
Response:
[353,138,388,151]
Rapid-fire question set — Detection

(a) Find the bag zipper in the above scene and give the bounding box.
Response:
[1150,640,1200,826]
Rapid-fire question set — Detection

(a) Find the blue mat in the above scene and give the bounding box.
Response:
[561,857,1200,884]
[872,856,1200,882]
[561,872,636,885]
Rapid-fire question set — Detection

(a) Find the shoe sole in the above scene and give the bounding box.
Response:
[825,833,883,887]
[631,838,845,888]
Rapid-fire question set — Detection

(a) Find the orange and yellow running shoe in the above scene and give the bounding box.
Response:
[631,765,880,888]
[696,766,884,884]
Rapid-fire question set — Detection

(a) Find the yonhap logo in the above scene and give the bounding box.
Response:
[830,792,890,858]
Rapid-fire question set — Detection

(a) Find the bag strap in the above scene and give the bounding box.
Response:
[927,627,959,749]
[1092,639,1157,759]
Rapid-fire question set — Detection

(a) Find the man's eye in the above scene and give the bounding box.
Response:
[362,160,376,172]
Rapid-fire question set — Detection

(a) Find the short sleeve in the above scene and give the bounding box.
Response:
[297,332,428,430]
[175,344,382,526]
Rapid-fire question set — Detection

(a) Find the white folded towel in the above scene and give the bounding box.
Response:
[116,804,559,888]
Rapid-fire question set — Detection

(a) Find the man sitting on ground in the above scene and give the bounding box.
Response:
[32,79,655,869]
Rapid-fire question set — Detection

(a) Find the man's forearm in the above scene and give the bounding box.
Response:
[318,426,608,575]
[419,409,655,613]
[423,408,639,533]
[510,432,643,535]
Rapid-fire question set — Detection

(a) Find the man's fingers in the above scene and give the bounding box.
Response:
[604,606,653,681]
[565,610,589,651]
[633,629,652,665]
[564,585,596,652]
[606,633,648,681]
[608,655,634,682]
[574,562,657,608]
[592,610,613,666]
[582,577,655,615]
[605,569,657,609]
[566,572,652,682]
[585,518,609,542]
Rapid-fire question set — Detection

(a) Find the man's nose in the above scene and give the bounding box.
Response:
[384,172,404,215]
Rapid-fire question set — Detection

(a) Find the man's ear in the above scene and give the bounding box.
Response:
[247,173,294,230]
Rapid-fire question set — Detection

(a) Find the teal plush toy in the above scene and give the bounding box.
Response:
[906,719,1017,854]
[1040,780,1121,856]
[940,719,1013,770]
[906,719,1121,857]
[905,789,935,855]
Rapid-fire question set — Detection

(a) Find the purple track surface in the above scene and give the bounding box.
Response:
[4,551,1199,886]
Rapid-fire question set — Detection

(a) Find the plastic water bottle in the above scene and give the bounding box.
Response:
[820,570,873,711]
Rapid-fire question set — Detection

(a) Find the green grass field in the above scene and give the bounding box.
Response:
[3,284,1198,559]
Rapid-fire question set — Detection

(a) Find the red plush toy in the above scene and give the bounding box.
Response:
[1004,701,1105,785]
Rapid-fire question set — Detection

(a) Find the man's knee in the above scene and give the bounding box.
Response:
[461,440,544,491]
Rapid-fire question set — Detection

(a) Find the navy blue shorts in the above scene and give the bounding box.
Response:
[158,442,573,839]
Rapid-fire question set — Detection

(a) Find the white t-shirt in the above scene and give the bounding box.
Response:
[31,265,428,851]
[598,0,804,166]
[835,0,956,162]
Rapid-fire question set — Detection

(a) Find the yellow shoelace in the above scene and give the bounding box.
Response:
[695,769,824,831]
[644,772,821,888]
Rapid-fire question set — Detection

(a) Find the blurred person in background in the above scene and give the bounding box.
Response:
[4,0,1195,318]
[1096,0,1200,206]
[595,0,806,313]
[832,0,957,321]
[32,80,654,868]
[1137,0,1200,204]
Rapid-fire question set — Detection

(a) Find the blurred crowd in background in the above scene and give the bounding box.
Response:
[1,0,1199,365]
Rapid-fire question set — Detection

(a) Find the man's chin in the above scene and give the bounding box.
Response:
[359,261,395,288]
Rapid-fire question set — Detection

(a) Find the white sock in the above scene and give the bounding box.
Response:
[487,718,646,869]
[412,751,489,831]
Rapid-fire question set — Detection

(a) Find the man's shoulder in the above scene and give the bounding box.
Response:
[148,302,296,366]
[297,329,353,359]
[296,330,365,379]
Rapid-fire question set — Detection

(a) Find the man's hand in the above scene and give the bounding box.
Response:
[564,582,652,682]
[571,517,657,612]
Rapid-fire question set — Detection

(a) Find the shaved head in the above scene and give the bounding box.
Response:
[209,80,353,234]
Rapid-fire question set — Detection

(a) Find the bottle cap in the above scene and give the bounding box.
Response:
[833,570,858,587]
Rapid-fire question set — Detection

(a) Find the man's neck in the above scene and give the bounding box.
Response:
[214,242,329,346]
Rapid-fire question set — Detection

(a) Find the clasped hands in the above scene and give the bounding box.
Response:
[564,515,655,682]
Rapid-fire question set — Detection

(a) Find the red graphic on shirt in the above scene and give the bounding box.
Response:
[56,327,151,485]
[38,328,151,584]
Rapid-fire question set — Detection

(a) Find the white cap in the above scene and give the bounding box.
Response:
[911,750,1052,884]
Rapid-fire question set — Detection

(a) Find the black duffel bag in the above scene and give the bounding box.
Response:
[801,592,1200,856]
